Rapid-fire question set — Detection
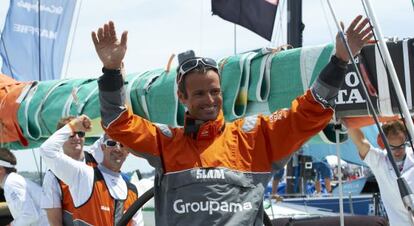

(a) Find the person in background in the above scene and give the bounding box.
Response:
[39,115,144,226]
[0,147,49,226]
[271,168,284,201]
[348,120,414,226]
[313,159,332,194]
[41,116,98,226]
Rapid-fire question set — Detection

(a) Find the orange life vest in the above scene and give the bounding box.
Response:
[71,167,138,226]
[57,152,98,226]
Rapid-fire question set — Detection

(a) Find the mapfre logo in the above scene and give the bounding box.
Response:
[173,199,252,215]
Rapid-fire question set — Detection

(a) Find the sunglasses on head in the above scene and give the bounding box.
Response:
[176,57,218,84]
[70,131,85,138]
[103,139,124,148]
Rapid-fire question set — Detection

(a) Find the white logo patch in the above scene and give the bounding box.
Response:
[196,169,225,180]
[173,199,253,215]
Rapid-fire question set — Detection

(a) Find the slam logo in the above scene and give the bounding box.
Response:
[196,168,225,180]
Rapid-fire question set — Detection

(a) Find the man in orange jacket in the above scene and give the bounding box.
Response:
[92,15,372,225]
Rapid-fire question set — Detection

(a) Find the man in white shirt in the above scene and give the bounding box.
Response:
[39,115,144,226]
[348,120,414,226]
[41,116,99,226]
[0,147,49,226]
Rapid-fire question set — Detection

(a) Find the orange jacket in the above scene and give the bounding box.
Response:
[72,167,138,226]
[0,73,31,145]
[98,57,345,225]
[57,152,97,225]
[105,89,332,173]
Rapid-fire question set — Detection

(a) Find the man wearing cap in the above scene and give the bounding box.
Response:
[39,116,144,226]
[41,116,99,226]
[93,15,372,225]
[0,147,49,226]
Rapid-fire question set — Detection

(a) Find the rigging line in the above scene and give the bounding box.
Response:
[0,28,16,80]
[31,148,40,174]
[63,0,83,79]
[361,0,414,152]
[412,0,414,11]
[37,0,41,81]
[277,0,287,45]
[270,0,284,46]
[319,0,335,43]
[326,0,402,180]
[199,0,203,55]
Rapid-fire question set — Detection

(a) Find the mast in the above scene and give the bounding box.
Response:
[287,0,304,48]
[286,0,304,195]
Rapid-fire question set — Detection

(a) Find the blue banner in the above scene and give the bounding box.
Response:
[0,0,77,81]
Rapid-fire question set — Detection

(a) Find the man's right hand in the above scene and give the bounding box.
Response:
[69,115,92,133]
[91,21,128,70]
[335,15,373,62]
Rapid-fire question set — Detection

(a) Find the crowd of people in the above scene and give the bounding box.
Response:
[0,14,388,226]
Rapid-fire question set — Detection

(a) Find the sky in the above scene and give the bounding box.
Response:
[0,0,413,173]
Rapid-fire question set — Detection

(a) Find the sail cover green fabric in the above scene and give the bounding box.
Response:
[7,43,340,149]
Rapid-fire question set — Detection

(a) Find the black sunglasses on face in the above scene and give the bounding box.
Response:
[103,139,124,148]
[390,141,410,151]
[70,131,85,138]
[176,57,218,84]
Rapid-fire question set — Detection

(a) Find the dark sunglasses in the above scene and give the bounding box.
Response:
[177,57,218,84]
[390,141,410,151]
[103,139,124,148]
[70,131,85,138]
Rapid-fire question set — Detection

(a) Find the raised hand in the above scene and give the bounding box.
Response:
[69,115,92,133]
[335,15,373,62]
[91,21,128,70]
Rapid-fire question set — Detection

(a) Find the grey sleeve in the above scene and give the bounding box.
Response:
[97,68,127,128]
[311,55,348,108]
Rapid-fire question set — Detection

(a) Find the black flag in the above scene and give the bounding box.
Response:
[212,0,279,41]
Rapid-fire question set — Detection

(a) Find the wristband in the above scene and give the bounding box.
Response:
[102,67,121,74]
[332,55,348,69]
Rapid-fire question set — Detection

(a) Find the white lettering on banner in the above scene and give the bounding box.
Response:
[13,23,57,39]
[335,72,366,104]
[196,169,225,180]
[17,0,63,15]
[173,199,253,215]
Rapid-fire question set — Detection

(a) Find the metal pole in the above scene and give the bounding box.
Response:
[233,24,237,55]
[363,0,414,152]
[334,121,345,226]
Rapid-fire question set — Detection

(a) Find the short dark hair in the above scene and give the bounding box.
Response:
[177,68,219,98]
[0,148,17,173]
[382,120,406,137]
[56,116,76,130]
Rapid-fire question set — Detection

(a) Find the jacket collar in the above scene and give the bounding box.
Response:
[184,111,225,140]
